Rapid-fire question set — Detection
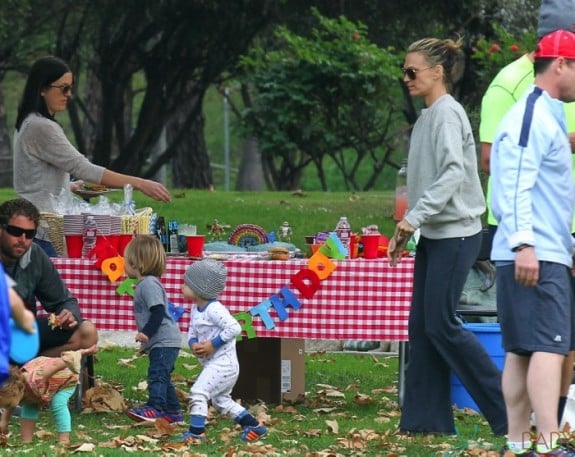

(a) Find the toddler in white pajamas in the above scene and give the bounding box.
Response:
[176,259,267,444]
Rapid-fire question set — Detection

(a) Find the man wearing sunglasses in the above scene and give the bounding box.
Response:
[0,198,98,358]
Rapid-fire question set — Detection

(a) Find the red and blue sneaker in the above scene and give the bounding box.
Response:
[162,412,184,424]
[240,423,267,442]
[126,406,163,422]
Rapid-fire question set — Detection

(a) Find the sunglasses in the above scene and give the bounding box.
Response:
[2,224,37,239]
[49,84,73,96]
[401,66,433,81]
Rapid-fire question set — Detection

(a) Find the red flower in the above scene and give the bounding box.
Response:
[489,43,501,53]
[352,32,360,40]
[510,44,520,52]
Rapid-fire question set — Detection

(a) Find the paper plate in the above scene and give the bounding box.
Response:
[9,318,39,364]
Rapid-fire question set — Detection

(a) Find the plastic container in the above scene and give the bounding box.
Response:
[81,215,98,258]
[361,234,380,259]
[451,323,504,412]
[168,220,179,253]
[65,235,83,258]
[394,159,408,222]
[156,216,168,251]
[186,235,205,258]
[335,216,352,259]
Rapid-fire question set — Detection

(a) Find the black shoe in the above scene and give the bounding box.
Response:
[500,444,539,456]
[538,444,575,456]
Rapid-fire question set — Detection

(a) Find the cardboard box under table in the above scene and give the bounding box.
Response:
[233,338,305,404]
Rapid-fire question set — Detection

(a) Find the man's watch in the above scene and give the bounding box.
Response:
[512,244,532,253]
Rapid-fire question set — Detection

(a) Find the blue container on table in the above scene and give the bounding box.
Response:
[451,323,504,412]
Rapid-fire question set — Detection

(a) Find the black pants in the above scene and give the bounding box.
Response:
[399,233,507,435]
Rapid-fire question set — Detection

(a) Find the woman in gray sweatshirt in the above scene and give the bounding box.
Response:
[389,37,507,436]
[13,56,171,213]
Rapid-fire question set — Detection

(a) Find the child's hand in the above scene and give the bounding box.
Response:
[135,332,149,344]
[19,309,36,334]
[9,289,36,334]
[191,341,214,358]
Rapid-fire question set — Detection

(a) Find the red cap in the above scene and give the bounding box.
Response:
[535,29,575,59]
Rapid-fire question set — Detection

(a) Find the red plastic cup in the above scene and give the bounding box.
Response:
[186,235,205,258]
[362,234,380,259]
[349,234,359,259]
[65,235,83,258]
[118,234,134,256]
[311,243,322,254]
[107,234,121,253]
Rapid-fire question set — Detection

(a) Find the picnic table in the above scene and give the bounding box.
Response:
[49,256,414,341]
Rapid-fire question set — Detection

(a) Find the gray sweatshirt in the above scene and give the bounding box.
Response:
[405,94,485,239]
[13,113,105,212]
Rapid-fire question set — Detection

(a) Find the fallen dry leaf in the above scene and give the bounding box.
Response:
[274,404,298,414]
[353,393,373,405]
[344,383,360,392]
[35,429,55,440]
[313,407,338,413]
[82,383,126,412]
[70,443,97,453]
[337,433,367,450]
[96,340,119,350]
[374,416,391,424]
[325,419,338,434]
[320,389,345,398]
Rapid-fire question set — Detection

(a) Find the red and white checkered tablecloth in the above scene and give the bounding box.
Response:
[50,257,414,341]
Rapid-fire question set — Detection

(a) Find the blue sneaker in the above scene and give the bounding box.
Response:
[240,423,267,442]
[162,412,184,424]
[126,406,163,422]
[173,431,206,444]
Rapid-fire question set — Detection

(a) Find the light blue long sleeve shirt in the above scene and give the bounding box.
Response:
[490,85,574,267]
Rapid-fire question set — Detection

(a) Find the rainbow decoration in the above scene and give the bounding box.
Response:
[228,224,268,248]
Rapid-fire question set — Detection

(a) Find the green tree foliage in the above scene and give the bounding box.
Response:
[0,0,541,191]
[239,10,403,191]
[471,23,537,93]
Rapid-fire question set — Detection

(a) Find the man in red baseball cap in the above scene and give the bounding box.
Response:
[490,28,575,456]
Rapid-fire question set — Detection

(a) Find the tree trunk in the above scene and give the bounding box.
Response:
[170,107,212,189]
[236,137,265,191]
[0,82,12,187]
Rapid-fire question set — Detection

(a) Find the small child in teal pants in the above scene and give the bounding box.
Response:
[0,344,97,444]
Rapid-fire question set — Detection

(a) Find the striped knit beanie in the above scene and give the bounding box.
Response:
[185,259,227,300]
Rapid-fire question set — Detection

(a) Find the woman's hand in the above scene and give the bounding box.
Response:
[69,180,84,192]
[387,219,415,267]
[138,179,171,202]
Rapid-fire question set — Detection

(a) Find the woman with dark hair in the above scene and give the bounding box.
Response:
[388,37,507,436]
[13,56,171,213]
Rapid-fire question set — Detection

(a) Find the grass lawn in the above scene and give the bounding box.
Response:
[0,189,506,455]
[0,347,504,456]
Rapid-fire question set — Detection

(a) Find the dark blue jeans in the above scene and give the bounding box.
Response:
[147,346,180,413]
[399,233,507,436]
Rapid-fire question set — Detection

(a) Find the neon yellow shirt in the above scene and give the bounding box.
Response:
[480,54,575,230]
